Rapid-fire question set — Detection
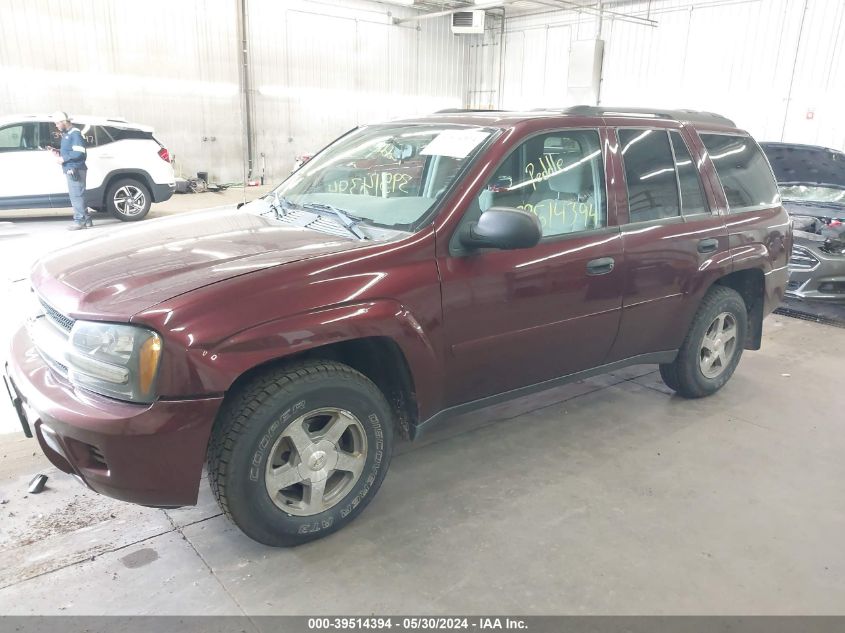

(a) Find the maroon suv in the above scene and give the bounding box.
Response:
[4,107,791,546]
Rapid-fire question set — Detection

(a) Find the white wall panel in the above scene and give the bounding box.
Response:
[0,0,244,182]
[0,0,475,183]
[248,0,476,180]
[491,0,845,149]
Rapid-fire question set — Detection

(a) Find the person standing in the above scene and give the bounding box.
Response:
[49,111,92,230]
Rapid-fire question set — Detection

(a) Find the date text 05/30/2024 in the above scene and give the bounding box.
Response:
[307,618,528,630]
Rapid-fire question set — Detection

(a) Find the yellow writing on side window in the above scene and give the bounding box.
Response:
[524,154,570,191]
[517,199,598,233]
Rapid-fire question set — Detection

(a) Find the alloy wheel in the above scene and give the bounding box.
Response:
[699,311,738,379]
[264,407,368,516]
[113,185,147,217]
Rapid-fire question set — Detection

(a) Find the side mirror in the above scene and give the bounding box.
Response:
[237,202,245,209]
[460,207,542,251]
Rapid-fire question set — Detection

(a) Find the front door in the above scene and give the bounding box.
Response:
[0,122,65,209]
[439,128,623,406]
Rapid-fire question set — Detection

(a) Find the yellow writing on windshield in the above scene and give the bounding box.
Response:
[326,172,414,196]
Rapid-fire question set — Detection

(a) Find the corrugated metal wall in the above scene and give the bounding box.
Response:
[489,0,845,149]
[0,0,477,183]
[0,0,244,183]
[247,0,476,181]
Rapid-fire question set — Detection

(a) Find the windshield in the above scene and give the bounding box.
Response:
[780,184,845,205]
[272,124,494,230]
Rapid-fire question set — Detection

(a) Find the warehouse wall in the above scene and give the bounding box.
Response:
[247,0,476,181]
[0,0,477,183]
[486,0,845,149]
[0,0,244,183]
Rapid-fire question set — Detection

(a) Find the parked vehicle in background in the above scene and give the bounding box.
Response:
[5,107,790,546]
[761,142,845,302]
[0,114,175,221]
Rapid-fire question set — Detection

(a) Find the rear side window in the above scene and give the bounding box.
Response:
[71,124,96,146]
[619,129,680,222]
[700,133,780,212]
[106,126,154,141]
[670,132,709,215]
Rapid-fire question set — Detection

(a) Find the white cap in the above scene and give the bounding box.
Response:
[51,111,70,123]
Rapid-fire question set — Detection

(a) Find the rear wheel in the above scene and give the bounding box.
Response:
[106,178,151,221]
[208,360,394,546]
[659,285,747,398]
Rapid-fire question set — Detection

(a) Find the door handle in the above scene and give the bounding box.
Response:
[698,238,719,254]
[586,257,615,275]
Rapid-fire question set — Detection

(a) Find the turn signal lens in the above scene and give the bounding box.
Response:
[138,333,162,397]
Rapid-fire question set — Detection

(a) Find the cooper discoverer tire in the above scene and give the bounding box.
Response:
[208,360,394,547]
[659,285,747,399]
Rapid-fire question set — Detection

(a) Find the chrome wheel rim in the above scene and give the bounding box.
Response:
[699,312,738,379]
[264,407,368,516]
[113,185,146,217]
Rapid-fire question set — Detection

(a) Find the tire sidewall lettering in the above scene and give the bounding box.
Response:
[245,390,388,536]
[249,399,306,482]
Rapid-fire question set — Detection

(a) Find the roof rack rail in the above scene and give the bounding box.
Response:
[561,105,736,127]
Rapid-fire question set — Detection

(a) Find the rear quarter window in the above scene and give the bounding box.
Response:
[700,133,780,212]
[106,127,154,141]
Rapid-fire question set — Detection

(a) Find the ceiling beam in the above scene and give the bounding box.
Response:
[393,0,517,24]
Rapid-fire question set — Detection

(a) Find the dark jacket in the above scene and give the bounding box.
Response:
[60,127,87,171]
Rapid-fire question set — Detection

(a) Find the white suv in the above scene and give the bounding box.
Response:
[0,114,176,221]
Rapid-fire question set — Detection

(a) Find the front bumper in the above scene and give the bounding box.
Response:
[787,239,845,302]
[5,326,223,507]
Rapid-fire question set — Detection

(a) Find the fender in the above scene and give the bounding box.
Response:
[180,299,443,419]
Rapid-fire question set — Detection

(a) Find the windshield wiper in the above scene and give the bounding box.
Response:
[299,202,369,240]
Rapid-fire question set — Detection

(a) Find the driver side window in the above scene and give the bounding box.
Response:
[476,130,607,238]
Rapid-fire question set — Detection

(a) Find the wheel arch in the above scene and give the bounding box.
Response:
[221,336,419,441]
[712,267,765,350]
[96,169,155,207]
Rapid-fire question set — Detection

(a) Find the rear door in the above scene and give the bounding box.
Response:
[606,126,730,363]
[439,127,624,406]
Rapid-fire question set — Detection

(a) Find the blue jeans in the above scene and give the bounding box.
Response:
[66,169,89,224]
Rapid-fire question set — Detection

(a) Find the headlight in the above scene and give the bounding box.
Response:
[65,321,162,403]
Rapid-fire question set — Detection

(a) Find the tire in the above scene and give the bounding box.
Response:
[208,360,394,547]
[106,178,152,221]
[659,285,747,398]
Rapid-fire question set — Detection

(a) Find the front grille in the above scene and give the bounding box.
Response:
[39,298,75,332]
[789,245,820,271]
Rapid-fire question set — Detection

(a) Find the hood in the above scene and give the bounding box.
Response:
[760,142,845,188]
[30,206,366,319]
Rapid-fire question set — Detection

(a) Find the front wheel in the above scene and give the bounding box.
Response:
[659,285,748,398]
[106,178,152,221]
[208,361,394,546]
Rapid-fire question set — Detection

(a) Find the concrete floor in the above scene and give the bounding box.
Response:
[1,209,844,615]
